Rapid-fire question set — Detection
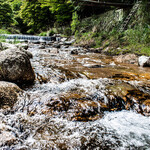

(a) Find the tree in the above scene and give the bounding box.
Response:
[20,0,54,34]
[0,1,13,28]
[40,0,74,25]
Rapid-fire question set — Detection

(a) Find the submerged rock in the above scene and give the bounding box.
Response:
[106,81,150,116]
[138,56,150,67]
[46,93,104,121]
[0,81,22,108]
[0,48,35,84]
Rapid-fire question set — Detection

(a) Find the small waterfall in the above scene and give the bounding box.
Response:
[0,34,56,42]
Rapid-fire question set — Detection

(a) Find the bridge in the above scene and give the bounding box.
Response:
[79,0,149,7]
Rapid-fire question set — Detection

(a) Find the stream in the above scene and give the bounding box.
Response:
[0,41,150,149]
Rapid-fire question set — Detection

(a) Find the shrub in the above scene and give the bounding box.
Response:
[39,32,47,36]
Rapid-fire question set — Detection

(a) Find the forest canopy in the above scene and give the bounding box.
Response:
[0,0,148,34]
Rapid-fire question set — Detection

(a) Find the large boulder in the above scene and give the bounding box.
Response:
[138,56,150,67]
[0,48,35,84]
[0,81,22,108]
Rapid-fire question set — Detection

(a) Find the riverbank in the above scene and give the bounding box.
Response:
[73,2,150,56]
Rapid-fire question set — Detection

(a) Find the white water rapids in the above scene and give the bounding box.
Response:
[0,43,150,150]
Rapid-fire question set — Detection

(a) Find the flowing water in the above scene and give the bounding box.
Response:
[0,42,150,150]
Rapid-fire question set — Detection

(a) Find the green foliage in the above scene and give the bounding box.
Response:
[47,28,58,36]
[39,32,47,36]
[0,1,14,28]
[41,0,74,25]
[124,27,150,44]
[0,29,11,34]
[20,1,54,34]
[11,0,22,12]
[71,11,80,34]
[140,47,150,56]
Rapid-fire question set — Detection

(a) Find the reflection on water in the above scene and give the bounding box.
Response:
[0,43,150,149]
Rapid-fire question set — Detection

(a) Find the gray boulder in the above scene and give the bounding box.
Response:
[0,81,22,108]
[138,56,150,67]
[0,48,35,84]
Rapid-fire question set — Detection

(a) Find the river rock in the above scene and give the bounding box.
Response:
[114,54,138,64]
[53,43,61,48]
[138,56,150,67]
[60,37,67,42]
[64,39,75,45]
[0,48,35,84]
[0,81,22,108]
[106,81,150,116]
[1,42,17,49]
[71,49,78,55]
[38,44,45,49]
[16,43,29,50]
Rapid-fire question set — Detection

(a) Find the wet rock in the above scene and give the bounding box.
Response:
[71,49,78,55]
[20,49,33,59]
[112,73,138,81]
[46,93,106,121]
[16,43,29,50]
[64,39,75,45]
[53,43,61,48]
[1,42,17,50]
[0,48,35,84]
[38,44,45,49]
[31,41,40,44]
[88,48,103,53]
[73,100,104,121]
[138,56,150,67]
[106,81,150,116]
[114,54,138,64]
[60,37,67,42]
[88,65,104,68]
[57,67,81,81]
[0,81,22,108]
[51,36,56,41]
